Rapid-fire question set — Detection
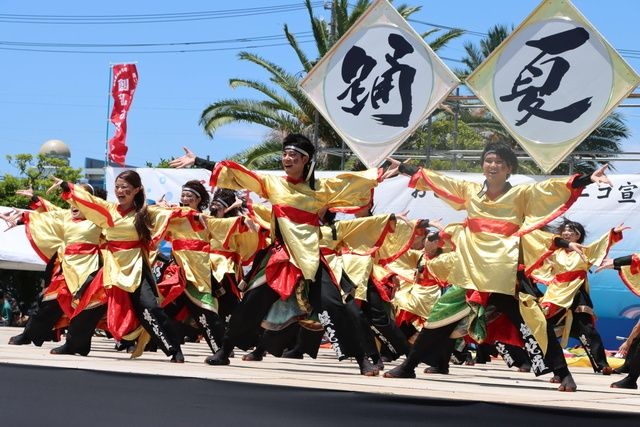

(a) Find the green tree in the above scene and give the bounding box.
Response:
[200,0,463,170]
[0,154,83,209]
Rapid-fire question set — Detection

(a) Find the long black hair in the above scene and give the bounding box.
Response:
[556,218,586,244]
[116,170,152,247]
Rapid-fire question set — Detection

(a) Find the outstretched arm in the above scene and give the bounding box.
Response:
[169,147,197,168]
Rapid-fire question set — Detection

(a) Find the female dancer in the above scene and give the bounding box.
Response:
[49,171,186,362]
[1,184,106,355]
[526,219,626,376]
[382,142,611,391]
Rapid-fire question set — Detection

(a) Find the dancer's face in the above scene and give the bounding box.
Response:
[180,190,200,210]
[281,149,308,180]
[114,178,140,209]
[561,225,581,243]
[70,206,85,220]
[482,153,512,185]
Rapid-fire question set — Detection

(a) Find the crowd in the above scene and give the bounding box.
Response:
[1,133,639,392]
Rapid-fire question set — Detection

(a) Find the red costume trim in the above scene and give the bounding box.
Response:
[272,204,319,226]
[408,169,466,206]
[464,217,520,236]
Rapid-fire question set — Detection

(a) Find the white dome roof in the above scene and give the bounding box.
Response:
[38,139,71,158]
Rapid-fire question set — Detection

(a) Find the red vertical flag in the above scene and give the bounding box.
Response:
[107,64,138,166]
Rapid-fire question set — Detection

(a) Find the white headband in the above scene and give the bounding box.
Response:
[283,145,310,158]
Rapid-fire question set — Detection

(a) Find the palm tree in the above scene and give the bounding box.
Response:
[200,0,462,170]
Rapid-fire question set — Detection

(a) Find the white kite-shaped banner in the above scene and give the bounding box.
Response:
[466,0,640,173]
[300,0,460,168]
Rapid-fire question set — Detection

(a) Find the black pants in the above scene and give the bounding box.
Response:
[215,274,241,320]
[625,339,640,383]
[65,305,107,354]
[178,291,225,354]
[129,266,181,357]
[489,293,567,375]
[406,292,568,376]
[569,311,609,370]
[360,280,410,358]
[22,298,62,346]
[226,263,364,359]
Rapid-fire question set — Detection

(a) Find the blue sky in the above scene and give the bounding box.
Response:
[0,0,638,175]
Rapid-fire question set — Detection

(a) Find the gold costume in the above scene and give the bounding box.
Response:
[23,209,102,296]
[410,169,582,295]
[210,161,378,295]
[63,184,182,292]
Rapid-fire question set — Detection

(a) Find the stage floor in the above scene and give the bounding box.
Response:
[1,326,639,422]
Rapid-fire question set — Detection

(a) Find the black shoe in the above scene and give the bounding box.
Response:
[171,349,185,363]
[50,343,74,355]
[282,348,304,359]
[8,333,31,346]
[242,350,265,361]
[611,377,638,389]
[613,366,629,374]
[424,366,449,374]
[205,349,230,366]
[383,364,416,378]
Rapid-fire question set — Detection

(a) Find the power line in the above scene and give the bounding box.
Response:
[0,2,326,24]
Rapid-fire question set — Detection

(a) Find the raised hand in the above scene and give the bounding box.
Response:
[428,218,445,231]
[595,258,614,273]
[169,147,197,169]
[46,176,63,194]
[156,194,170,208]
[15,186,34,198]
[1,209,21,231]
[613,223,630,234]
[381,158,401,180]
[590,164,612,187]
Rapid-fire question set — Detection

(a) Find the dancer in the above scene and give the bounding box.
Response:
[382,142,611,392]
[525,219,626,376]
[170,133,382,375]
[1,184,106,355]
[156,180,237,355]
[48,171,186,362]
[596,253,640,389]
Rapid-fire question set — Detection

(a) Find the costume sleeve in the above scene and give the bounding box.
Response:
[29,196,62,213]
[583,228,623,267]
[337,214,395,254]
[203,216,246,250]
[21,210,67,262]
[517,176,583,236]
[619,253,640,297]
[521,228,561,281]
[61,183,116,229]
[319,169,379,213]
[408,168,471,211]
[247,200,272,231]
[148,206,187,245]
[210,161,268,198]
